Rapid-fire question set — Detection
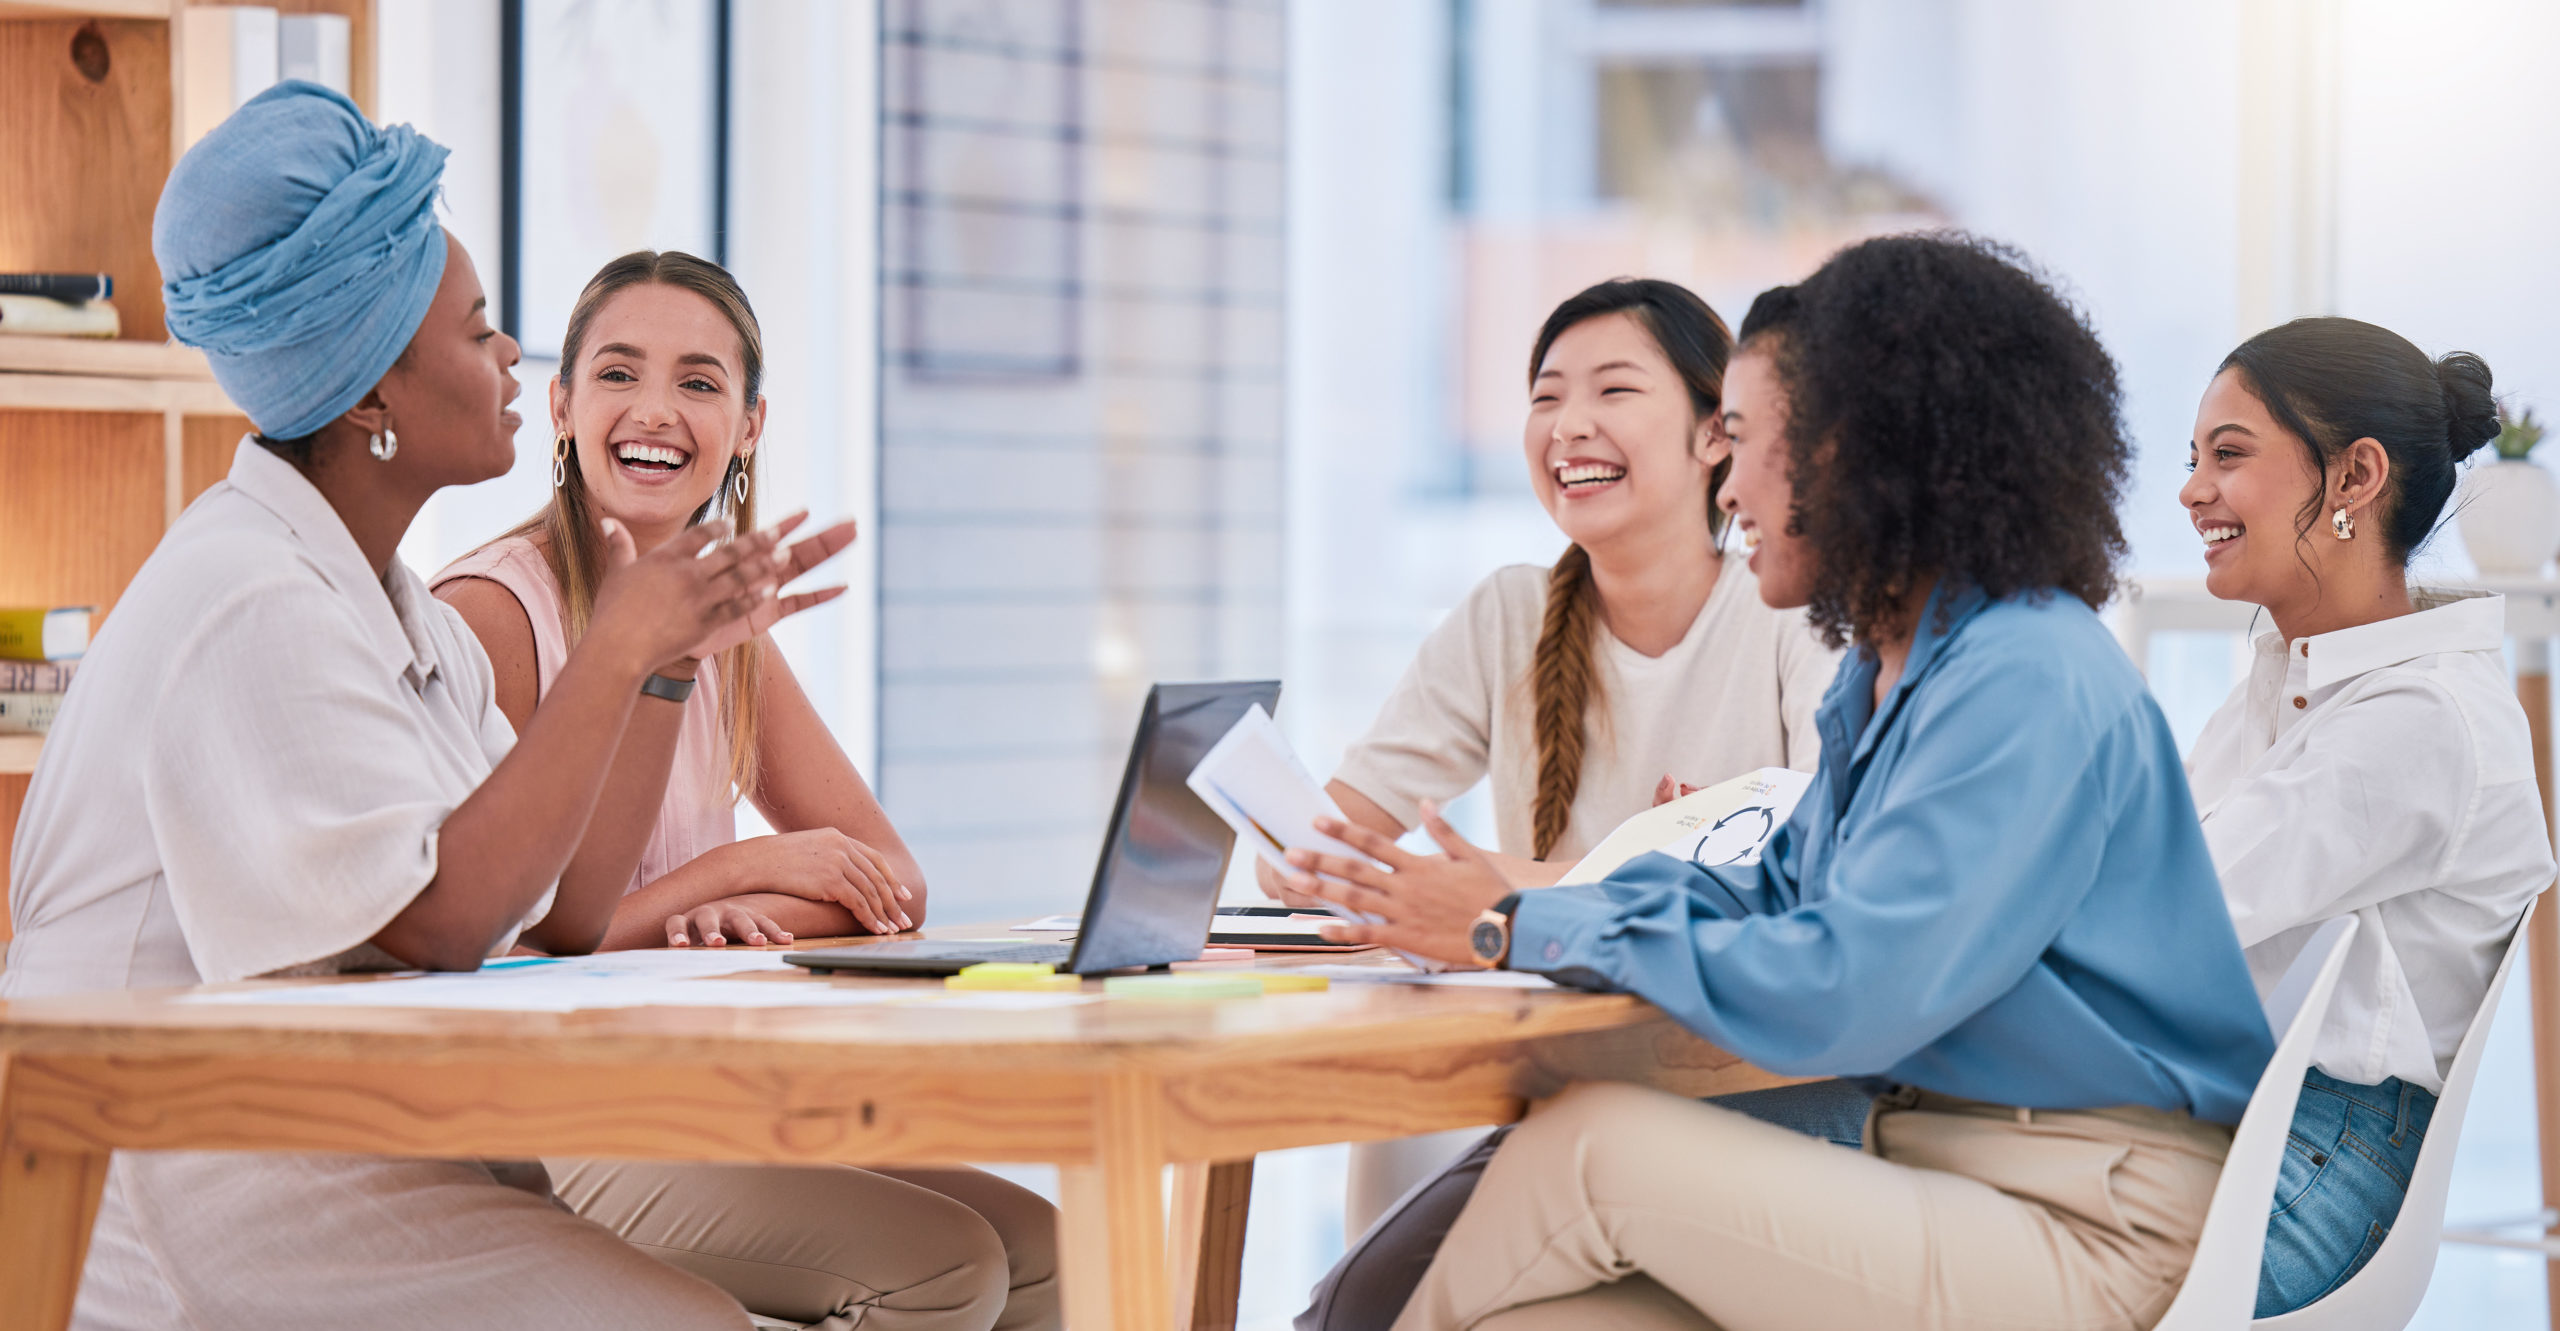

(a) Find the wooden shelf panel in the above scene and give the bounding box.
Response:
[0,1,170,19]
[0,15,174,341]
[0,733,39,776]
[0,371,229,413]
[0,337,211,381]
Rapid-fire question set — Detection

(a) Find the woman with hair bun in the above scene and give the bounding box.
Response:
[1283,234,2274,1330]
[2181,317,2551,1314]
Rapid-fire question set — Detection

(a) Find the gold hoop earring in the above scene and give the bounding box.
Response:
[551,433,570,489]
[2332,506,2354,541]
[732,463,751,508]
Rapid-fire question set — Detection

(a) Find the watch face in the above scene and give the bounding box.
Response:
[1470,918,1505,962]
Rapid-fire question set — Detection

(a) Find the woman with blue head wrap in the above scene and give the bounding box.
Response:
[2,81,853,1330]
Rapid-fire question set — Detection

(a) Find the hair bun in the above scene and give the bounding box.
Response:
[2434,351,2500,461]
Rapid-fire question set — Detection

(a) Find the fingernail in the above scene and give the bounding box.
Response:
[748,933,766,945]
[898,885,913,900]
[1286,850,1310,866]
[777,931,793,940]
[899,914,913,929]
[707,935,725,945]
[672,938,689,947]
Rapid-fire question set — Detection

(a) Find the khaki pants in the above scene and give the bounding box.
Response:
[1393,1081,2231,1331]
[552,1159,1060,1331]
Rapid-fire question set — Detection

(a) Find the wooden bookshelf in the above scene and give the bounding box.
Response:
[0,0,371,941]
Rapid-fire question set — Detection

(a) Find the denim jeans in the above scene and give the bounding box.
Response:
[1294,1079,1874,1331]
[2257,1068,2435,1317]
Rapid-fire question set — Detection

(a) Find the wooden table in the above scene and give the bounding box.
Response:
[2118,575,2560,1324]
[0,940,1789,1331]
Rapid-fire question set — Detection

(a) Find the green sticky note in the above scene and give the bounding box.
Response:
[1103,974,1265,1000]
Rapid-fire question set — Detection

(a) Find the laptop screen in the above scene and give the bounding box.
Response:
[1068,680,1281,973]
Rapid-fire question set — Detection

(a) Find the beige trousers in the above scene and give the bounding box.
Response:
[551,1159,1060,1331]
[1393,1081,2231,1331]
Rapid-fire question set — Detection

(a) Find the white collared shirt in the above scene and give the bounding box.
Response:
[2186,591,2552,1092]
[2,442,544,999]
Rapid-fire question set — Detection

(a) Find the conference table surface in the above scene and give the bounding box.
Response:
[0,928,1789,1331]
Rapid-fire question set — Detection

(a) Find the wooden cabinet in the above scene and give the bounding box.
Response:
[0,0,372,939]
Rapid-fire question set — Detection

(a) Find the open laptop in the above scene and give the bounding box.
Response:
[785,680,1282,977]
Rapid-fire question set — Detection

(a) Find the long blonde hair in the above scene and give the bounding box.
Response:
[503,251,767,804]
[1523,280,1733,858]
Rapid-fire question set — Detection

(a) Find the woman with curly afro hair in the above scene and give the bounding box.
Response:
[1280,233,2274,1330]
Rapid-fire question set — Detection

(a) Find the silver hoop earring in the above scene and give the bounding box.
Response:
[732,465,751,508]
[369,429,397,462]
[2332,506,2354,541]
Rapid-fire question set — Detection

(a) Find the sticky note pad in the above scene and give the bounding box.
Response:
[948,963,1083,992]
[1253,973,1329,994]
[1102,974,1266,1000]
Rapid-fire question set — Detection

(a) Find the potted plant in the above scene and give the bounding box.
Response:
[2460,406,2559,577]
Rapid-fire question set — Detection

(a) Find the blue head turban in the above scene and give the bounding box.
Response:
[154,81,450,441]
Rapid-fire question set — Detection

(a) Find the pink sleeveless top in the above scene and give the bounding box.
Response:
[432,537,737,896]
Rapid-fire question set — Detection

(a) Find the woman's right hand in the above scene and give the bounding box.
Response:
[582,516,795,676]
[1255,855,1329,909]
[720,830,914,934]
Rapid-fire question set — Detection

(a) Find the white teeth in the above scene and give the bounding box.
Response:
[615,442,687,467]
[2201,526,2242,545]
[1740,528,1762,551]
[1555,462,1627,487]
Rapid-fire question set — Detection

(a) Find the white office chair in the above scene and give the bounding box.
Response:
[2253,899,2538,1330]
[2152,915,2359,1331]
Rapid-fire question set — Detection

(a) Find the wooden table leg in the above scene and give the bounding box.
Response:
[2514,654,2560,1328]
[0,1055,109,1331]
[1169,1159,1255,1331]
[1060,1070,1175,1330]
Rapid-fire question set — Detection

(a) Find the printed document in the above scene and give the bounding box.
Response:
[1557,766,1813,886]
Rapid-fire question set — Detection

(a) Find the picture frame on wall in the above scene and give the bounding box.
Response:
[501,0,730,359]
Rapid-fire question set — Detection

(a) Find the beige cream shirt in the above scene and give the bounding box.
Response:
[3,440,544,995]
[1333,558,1838,863]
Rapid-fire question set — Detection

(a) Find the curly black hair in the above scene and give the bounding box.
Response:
[1738,232,2131,648]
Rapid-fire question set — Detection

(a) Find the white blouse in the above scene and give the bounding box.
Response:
[1332,558,1838,863]
[2187,591,2552,1093]
[2,441,543,1000]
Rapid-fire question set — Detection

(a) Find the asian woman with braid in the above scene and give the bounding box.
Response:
[1282,280,1849,1331]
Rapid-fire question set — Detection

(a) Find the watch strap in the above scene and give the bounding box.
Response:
[639,671,698,704]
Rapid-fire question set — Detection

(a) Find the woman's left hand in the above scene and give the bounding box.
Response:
[1279,800,1515,967]
[665,897,794,948]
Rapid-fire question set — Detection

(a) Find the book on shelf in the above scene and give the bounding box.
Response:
[0,692,61,736]
[0,608,90,663]
[0,661,77,693]
[0,295,119,339]
[0,274,111,303]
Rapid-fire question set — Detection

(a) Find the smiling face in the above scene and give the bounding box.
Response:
[552,281,766,545]
[1522,311,1725,556]
[2181,368,2335,609]
[1716,347,1813,608]
[372,232,522,487]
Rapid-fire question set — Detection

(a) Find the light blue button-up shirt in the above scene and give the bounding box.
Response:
[1510,586,2275,1123]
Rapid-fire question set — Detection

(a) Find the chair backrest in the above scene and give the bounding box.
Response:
[2152,916,2360,1331]
[2253,898,2538,1330]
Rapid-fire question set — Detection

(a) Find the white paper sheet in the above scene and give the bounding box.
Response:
[1556,767,1813,886]
[1291,964,1560,990]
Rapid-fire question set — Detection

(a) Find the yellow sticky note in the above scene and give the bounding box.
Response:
[946,971,1084,992]
[1253,973,1329,994]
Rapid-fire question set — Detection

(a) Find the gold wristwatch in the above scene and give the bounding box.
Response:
[1469,892,1523,969]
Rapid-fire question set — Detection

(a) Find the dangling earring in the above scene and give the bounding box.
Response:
[731,461,751,508]
[551,433,571,489]
[369,428,397,462]
[2332,506,2355,541]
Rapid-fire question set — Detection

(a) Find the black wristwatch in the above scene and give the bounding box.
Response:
[1469,891,1523,969]
[639,671,697,704]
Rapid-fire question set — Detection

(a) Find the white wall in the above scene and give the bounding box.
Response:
[374,0,881,772]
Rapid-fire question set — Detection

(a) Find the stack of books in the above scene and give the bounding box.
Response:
[0,607,89,735]
[0,274,117,340]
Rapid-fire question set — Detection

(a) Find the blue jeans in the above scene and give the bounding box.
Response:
[1294,1079,1873,1331]
[2257,1068,2434,1317]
